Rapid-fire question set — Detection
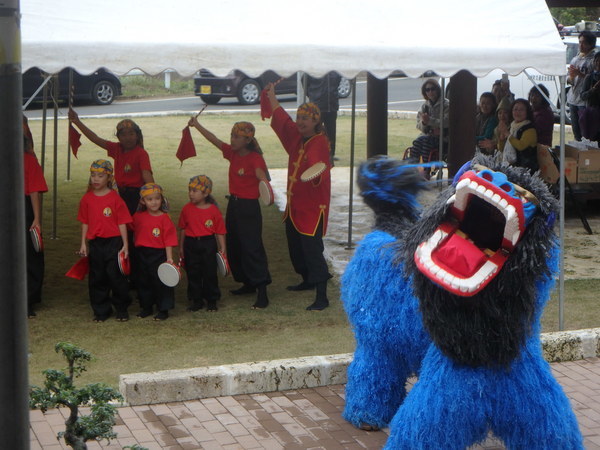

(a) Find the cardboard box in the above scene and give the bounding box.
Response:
[545,145,577,184]
[563,145,600,183]
[577,149,600,183]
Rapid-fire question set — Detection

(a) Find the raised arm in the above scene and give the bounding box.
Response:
[188,117,225,150]
[68,108,110,150]
[264,82,281,113]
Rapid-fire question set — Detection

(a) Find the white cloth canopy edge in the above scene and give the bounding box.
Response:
[20,0,567,79]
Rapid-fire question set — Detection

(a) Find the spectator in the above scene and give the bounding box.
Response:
[567,31,596,141]
[475,92,498,144]
[579,52,600,142]
[492,77,515,105]
[500,99,538,173]
[528,84,554,147]
[306,72,342,164]
[410,79,449,163]
[479,96,511,156]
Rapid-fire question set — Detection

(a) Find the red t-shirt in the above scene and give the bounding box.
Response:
[106,142,152,188]
[178,203,226,237]
[131,211,178,249]
[77,190,132,240]
[220,143,267,199]
[24,153,48,195]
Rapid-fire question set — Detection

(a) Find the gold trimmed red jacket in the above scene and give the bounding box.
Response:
[271,107,331,236]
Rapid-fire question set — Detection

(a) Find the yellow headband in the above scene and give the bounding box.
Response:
[231,121,255,138]
[188,175,213,194]
[139,183,163,198]
[297,102,321,122]
[116,119,140,134]
[90,159,113,175]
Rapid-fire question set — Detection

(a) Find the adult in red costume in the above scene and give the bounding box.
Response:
[264,83,332,311]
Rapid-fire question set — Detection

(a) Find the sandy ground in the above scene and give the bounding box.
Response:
[269,167,600,281]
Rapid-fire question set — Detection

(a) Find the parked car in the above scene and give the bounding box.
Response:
[193,70,351,105]
[23,67,122,106]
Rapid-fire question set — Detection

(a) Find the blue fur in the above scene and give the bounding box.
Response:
[341,230,430,428]
[385,244,582,449]
[343,156,583,448]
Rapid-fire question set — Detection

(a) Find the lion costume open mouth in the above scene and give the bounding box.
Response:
[414,165,538,296]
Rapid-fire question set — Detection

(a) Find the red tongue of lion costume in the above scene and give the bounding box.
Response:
[415,165,538,297]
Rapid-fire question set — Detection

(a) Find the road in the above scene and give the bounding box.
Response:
[23,77,425,119]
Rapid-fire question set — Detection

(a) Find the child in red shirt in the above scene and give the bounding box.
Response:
[188,118,271,309]
[68,109,154,214]
[23,116,48,318]
[131,183,178,321]
[77,159,132,322]
[178,175,226,312]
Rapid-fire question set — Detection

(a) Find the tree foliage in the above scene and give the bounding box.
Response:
[29,342,123,450]
[550,7,600,27]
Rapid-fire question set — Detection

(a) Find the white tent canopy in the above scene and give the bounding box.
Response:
[21,0,566,79]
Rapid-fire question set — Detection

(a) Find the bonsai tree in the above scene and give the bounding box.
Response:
[30,342,123,450]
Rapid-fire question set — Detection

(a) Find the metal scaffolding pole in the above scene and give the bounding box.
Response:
[0,0,32,447]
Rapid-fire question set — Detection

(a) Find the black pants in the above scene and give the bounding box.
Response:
[285,217,331,285]
[88,236,131,318]
[226,197,271,287]
[25,196,44,307]
[137,246,174,312]
[184,236,220,303]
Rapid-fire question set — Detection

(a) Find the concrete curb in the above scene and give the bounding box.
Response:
[120,328,600,406]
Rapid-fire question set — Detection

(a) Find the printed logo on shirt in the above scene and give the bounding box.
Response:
[124,163,132,173]
[103,207,112,217]
[205,219,214,229]
[152,228,161,238]
[237,168,245,176]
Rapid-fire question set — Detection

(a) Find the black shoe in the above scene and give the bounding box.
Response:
[230,285,256,296]
[28,307,36,318]
[187,301,204,312]
[206,301,218,312]
[154,311,169,321]
[286,281,315,291]
[306,299,329,311]
[116,311,129,322]
[136,309,153,318]
[252,285,269,309]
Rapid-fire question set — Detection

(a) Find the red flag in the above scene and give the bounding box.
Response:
[69,124,82,158]
[260,89,272,121]
[65,257,89,280]
[176,127,197,165]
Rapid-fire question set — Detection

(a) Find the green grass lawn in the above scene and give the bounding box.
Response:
[26,114,596,388]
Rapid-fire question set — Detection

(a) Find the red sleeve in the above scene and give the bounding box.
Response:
[105,141,120,159]
[115,193,133,225]
[177,204,188,230]
[24,153,48,195]
[271,107,300,154]
[77,194,89,224]
[138,148,152,172]
[220,143,234,162]
[162,215,179,247]
[212,205,226,235]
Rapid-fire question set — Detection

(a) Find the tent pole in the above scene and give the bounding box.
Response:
[41,81,48,171]
[346,78,357,250]
[559,75,566,331]
[66,69,73,181]
[0,0,32,446]
[52,75,59,239]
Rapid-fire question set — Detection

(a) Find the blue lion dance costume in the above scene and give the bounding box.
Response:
[342,155,583,449]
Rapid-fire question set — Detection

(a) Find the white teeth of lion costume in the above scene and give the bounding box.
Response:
[342,155,583,449]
